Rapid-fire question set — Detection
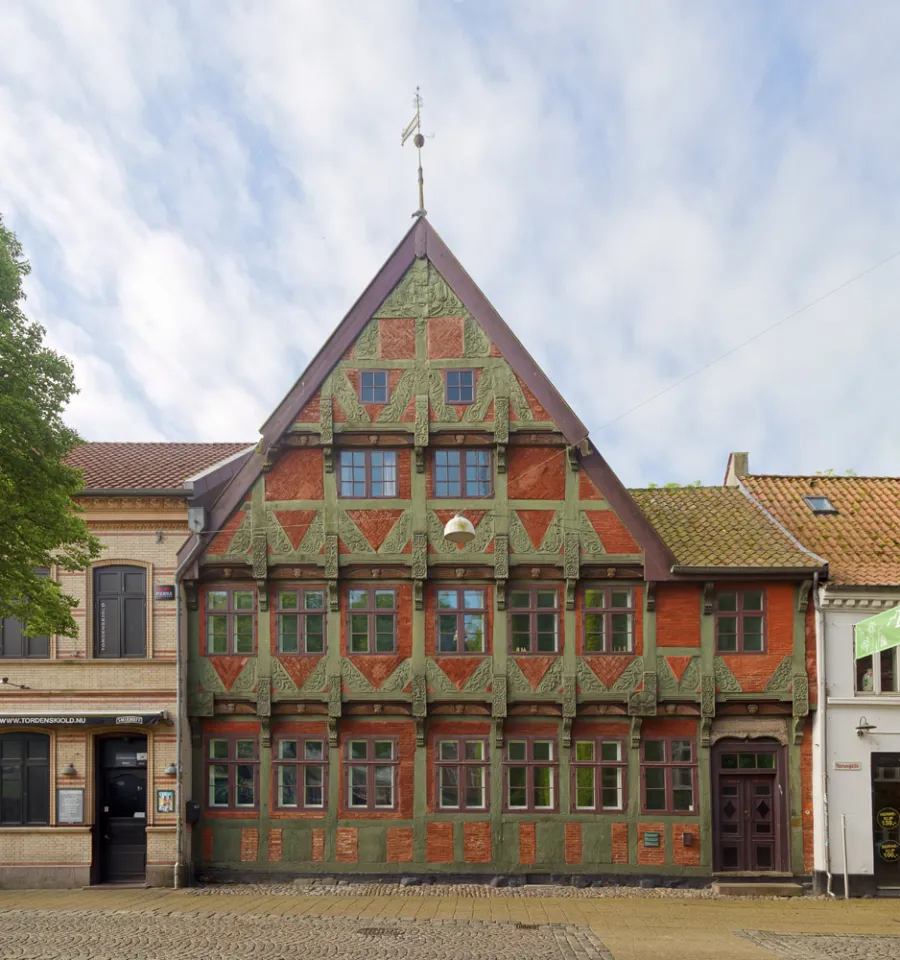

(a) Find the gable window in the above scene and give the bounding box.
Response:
[436,588,486,654]
[433,449,492,497]
[573,738,626,811]
[510,586,559,653]
[584,587,634,653]
[445,369,475,404]
[436,738,488,810]
[339,450,398,498]
[345,737,398,811]
[856,644,898,695]
[505,738,557,811]
[0,734,49,826]
[206,735,258,811]
[716,590,765,653]
[274,737,327,810]
[360,370,389,404]
[642,738,696,813]
[93,565,146,658]
[206,588,255,655]
[804,495,837,514]
[277,588,326,654]
[0,568,50,659]
[348,588,397,654]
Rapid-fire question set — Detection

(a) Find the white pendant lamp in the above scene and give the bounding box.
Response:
[443,513,476,545]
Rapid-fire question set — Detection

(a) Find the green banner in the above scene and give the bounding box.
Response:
[855,605,900,659]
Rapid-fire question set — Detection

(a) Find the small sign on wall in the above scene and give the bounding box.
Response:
[57,788,84,824]
[834,761,862,771]
[155,585,175,601]
[156,789,175,814]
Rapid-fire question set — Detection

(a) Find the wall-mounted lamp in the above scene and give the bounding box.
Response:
[443,513,475,545]
[856,716,877,738]
[164,763,177,776]
[62,763,77,776]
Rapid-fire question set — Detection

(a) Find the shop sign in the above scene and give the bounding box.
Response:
[57,788,84,824]
[879,839,900,862]
[0,714,164,727]
[155,585,175,601]
[876,807,900,830]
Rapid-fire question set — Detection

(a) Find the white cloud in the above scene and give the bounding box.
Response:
[0,0,898,482]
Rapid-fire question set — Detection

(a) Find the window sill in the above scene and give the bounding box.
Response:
[830,696,900,704]
[0,825,90,833]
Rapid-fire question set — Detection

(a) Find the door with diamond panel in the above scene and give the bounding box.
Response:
[713,742,787,873]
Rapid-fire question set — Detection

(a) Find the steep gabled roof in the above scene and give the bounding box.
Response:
[187,217,676,579]
[68,442,253,493]
[743,474,900,586]
[630,486,824,573]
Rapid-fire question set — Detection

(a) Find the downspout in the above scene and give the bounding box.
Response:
[813,572,835,897]
[174,535,204,889]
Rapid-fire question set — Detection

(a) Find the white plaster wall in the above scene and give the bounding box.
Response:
[813,594,900,878]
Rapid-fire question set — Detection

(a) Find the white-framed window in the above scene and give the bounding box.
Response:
[856,641,899,695]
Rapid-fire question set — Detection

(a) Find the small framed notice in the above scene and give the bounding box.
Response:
[156,789,175,814]
[57,788,84,824]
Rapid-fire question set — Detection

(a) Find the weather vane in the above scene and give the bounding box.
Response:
[401,86,427,218]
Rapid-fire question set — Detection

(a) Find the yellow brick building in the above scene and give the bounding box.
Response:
[0,443,249,888]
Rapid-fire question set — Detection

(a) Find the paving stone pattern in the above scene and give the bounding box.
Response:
[740,931,900,960]
[0,909,613,960]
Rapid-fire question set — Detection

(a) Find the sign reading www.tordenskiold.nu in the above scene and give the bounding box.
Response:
[855,605,900,659]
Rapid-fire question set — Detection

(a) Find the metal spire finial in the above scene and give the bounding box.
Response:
[401,87,427,218]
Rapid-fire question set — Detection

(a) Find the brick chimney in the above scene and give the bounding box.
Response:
[724,452,749,487]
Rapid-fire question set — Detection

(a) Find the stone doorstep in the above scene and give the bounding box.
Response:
[712,881,803,898]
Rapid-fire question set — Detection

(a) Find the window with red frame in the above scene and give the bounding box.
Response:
[206,735,258,810]
[276,588,326,654]
[509,586,560,654]
[715,589,765,653]
[572,738,626,811]
[435,738,488,810]
[642,738,696,814]
[583,587,635,653]
[436,588,487,654]
[273,737,327,810]
[206,587,255,655]
[345,737,398,811]
[505,738,557,811]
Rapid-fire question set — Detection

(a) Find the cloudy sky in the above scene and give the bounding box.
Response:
[2,1,898,486]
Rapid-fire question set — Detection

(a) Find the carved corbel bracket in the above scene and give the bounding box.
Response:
[797,580,812,612]
[413,580,424,611]
[327,717,339,748]
[496,445,507,474]
[184,581,198,612]
[327,581,339,613]
[702,582,715,616]
[415,717,426,748]
[645,582,657,613]
[630,716,643,749]
[565,579,576,611]
[790,715,804,746]
[567,447,581,473]
[496,580,507,610]
[256,579,268,612]
[700,718,712,749]
[260,716,272,749]
[562,717,573,749]
[414,447,425,474]
[492,718,504,749]
[323,446,334,474]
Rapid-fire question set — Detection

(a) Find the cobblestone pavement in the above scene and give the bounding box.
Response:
[0,909,611,960]
[740,931,900,960]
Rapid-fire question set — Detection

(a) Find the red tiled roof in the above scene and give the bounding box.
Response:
[743,475,900,586]
[67,442,253,491]
[630,486,821,570]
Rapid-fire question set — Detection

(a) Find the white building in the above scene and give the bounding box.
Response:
[727,454,900,896]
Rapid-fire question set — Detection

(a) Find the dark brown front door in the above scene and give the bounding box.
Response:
[97,737,147,883]
[872,753,900,888]
[713,741,787,872]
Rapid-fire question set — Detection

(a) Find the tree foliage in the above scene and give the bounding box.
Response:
[0,214,101,637]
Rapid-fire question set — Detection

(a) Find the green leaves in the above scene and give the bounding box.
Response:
[0,214,101,638]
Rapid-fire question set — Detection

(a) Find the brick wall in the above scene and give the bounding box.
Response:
[637,823,666,866]
[673,823,700,866]
[519,823,536,865]
[656,584,701,647]
[426,822,454,863]
[719,582,794,692]
[611,823,629,864]
[464,822,492,863]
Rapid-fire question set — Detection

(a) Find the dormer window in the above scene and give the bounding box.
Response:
[804,495,837,514]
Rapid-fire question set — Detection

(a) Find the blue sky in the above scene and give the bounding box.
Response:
[1,1,898,486]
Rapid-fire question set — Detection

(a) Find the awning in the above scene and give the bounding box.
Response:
[0,711,169,727]
[855,606,900,659]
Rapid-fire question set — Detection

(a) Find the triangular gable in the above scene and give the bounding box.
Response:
[185,218,675,580]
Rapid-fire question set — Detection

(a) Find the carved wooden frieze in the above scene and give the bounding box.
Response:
[377,369,416,423]
[337,512,376,554]
[324,534,339,580]
[256,676,272,718]
[494,397,509,445]
[354,318,379,359]
[700,674,716,717]
[380,659,412,693]
[412,532,428,580]
[713,657,743,693]
[231,659,258,697]
[564,532,580,581]
[319,393,334,446]
[251,531,268,579]
[792,674,810,717]
[764,656,794,694]
[463,314,491,358]
[332,370,369,421]
[492,675,508,718]
[411,674,427,718]
[494,535,509,580]
[328,675,343,717]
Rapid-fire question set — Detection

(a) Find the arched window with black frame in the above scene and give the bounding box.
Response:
[0,733,50,825]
